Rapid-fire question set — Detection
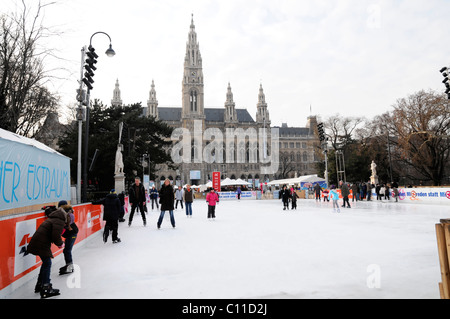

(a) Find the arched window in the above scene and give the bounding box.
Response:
[190,90,198,112]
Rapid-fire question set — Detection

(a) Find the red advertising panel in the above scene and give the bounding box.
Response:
[0,203,104,291]
[212,172,221,192]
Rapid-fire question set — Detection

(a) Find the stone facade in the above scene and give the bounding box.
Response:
[115,15,320,186]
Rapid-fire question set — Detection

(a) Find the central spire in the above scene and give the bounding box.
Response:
[182,14,205,122]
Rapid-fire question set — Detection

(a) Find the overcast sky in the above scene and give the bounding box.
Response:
[4,0,450,127]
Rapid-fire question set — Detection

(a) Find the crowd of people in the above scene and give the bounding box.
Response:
[279,180,400,213]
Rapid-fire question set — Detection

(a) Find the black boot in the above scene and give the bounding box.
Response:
[59,263,74,275]
[103,226,110,243]
[34,275,42,293]
[40,284,60,299]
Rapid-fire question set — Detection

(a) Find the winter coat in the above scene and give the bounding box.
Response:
[175,189,184,201]
[341,183,350,197]
[159,184,175,211]
[129,183,146,205]
[314,184,322,194]
[280,189,291,202]
[27,208,67,258]
[328,189,340,201]
[183,189,194,203]
[92,193,122,222]
[206,191,219,206]
[59,204,79,239]
[149,188,159,199]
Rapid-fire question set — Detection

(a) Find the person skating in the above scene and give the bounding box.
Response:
[128,177,147,226]
[339,180,351,208]
[58,201,79,275]
[157,179,175,229]
[183,184,194,217]
[175,186,184,209]
[314,183,322,201]
[328,185,340,213]
[149,186,159,210]
[280,186,291,210]
[92,189,122,243]
[291,190,299,210]
[206,188,219,219]
[27,206,68,298]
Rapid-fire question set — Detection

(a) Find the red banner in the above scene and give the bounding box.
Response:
[0,203,105,292]
[212,172,221,192]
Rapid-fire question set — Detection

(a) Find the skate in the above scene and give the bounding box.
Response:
[34,275,42,293]
[40,284,60,299]
[113,238,121,244]
[59,263,74,275]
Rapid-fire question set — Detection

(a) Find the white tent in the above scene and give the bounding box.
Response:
[267,174,326,186]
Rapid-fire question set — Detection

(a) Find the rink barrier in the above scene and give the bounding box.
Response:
[0,200,123,294]
[436,219,450,299]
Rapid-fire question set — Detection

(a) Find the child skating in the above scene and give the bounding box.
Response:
[328,185,340,213]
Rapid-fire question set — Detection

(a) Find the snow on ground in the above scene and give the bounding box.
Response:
[6,198,450,299]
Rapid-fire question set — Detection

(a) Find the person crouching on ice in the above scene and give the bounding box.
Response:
[206,188,219,219]
[27,206,68,298]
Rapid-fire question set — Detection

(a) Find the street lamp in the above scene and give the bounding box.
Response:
[77,31,115,203]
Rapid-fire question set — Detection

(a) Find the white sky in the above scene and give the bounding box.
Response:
[4,0,450,127]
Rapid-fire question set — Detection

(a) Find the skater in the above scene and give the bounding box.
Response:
[128,177,147,226]
[340,180,351,208]
[92,189,122,243]
[183,184,194,217]
[384,184,391,200]
[314,183,322,201]
[206,188,219,219]
[291,190,299,209]
[27,205,68,298]
[376,184,382,200]
[280,186,291,210]
[322,188,330,202]
[393,186,399,202]
[328,185,340,213]
[157,179,175,229]
[150,186,159,210]
[367,183,373,201]
[351,183,358,202]
[118,191,126,222]
[237,186,241,200]
[175,186,184,209]
[379,184,385,200]
[58,201,79,275]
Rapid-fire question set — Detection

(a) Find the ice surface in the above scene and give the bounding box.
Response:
[6,198,450,299]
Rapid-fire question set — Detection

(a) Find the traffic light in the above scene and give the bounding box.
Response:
[82,45,98,90]
[440,67,450,99]
[317,123,326,142]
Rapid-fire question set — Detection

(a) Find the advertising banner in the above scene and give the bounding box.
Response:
[0,203,104,292]
[0,136,70,212]
[212,172,221,192]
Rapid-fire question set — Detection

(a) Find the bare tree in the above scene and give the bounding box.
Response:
[372,90,450,185]
[324,114,365,150]
[0,0,59,137]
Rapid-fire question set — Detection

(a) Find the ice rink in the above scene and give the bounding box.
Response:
[6,198,450,299]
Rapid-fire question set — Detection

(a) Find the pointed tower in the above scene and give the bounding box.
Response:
[256,83,270,125]
[224,82,237,125]
[111,79,123,107]
[147,80,158,119]
[182,14,205,127]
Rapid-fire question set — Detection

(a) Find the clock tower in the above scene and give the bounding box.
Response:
[182,14,205,128]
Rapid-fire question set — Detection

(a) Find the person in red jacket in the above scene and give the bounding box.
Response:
[206,188,219,219]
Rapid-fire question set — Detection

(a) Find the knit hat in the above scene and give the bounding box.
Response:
[58,200,68,207]
[110,189,116,194]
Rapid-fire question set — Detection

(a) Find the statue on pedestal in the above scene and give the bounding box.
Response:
[370,160,378,185]
[114,123,126,194]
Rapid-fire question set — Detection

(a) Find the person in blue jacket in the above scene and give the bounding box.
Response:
[149,185,159,210]
[328,185,340,213]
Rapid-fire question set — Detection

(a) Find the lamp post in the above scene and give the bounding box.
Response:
[77,31,115,203]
